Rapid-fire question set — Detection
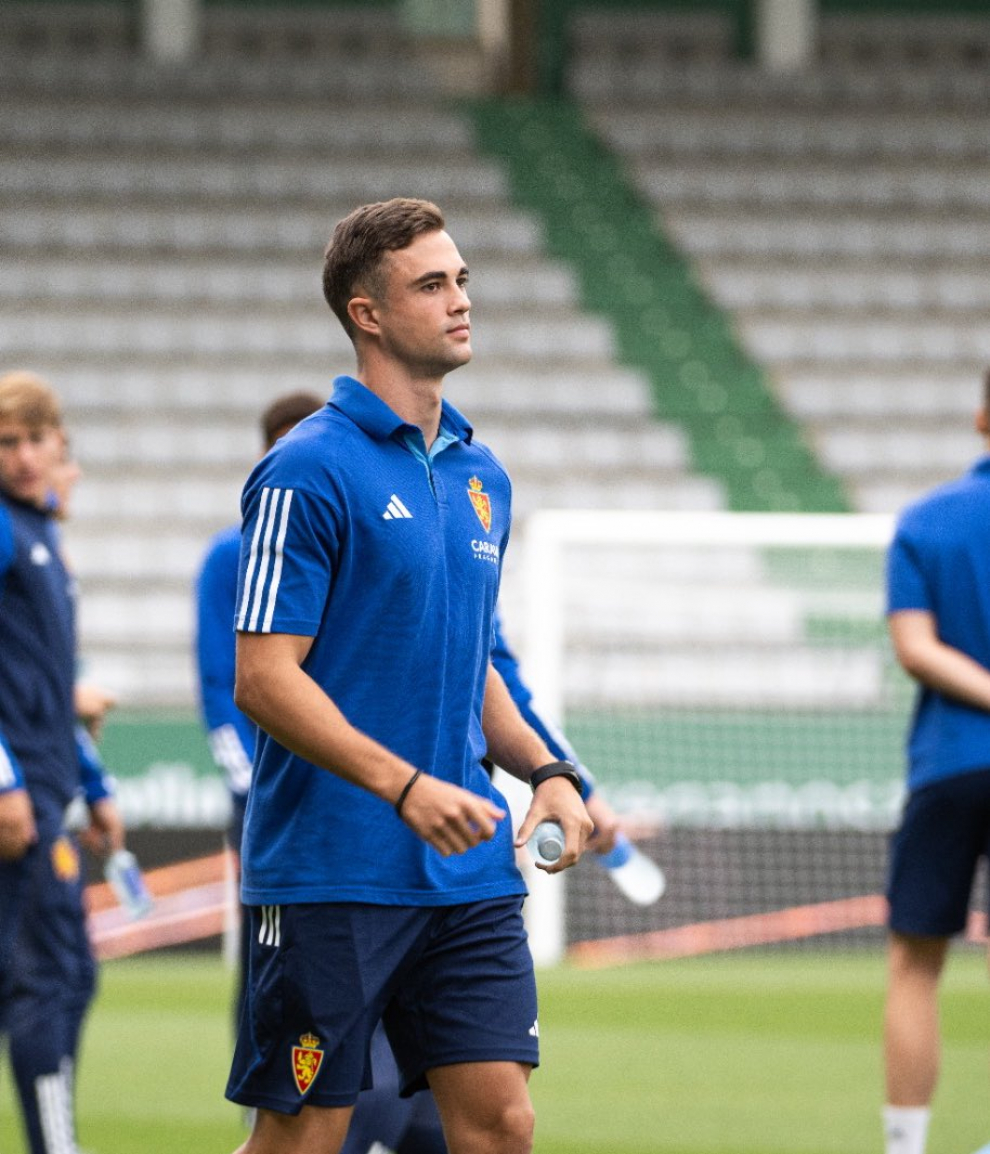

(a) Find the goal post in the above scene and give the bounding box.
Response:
[513,510,916,966]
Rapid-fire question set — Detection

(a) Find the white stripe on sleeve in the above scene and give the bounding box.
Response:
[0,741,18,789]
[247,488,286,632]
[261,489,294,633]
[237,486,272,630]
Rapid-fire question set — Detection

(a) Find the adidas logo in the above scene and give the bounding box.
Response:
[382,495,413,520]
[528,1020,539,1038]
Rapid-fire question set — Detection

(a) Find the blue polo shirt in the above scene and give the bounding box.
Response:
[235,375,522,906]
[886,454,990,790]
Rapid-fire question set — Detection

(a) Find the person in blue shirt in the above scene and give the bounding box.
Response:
[197,393,626,1154]
[0,370,124,1154]
[882,370,990,1154]
[224,198,592,1154]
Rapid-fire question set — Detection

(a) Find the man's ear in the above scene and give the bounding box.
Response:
[348,296,379,338]
[976,408,989,437]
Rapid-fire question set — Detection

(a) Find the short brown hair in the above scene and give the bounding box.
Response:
[260,390,323,450]
[322,198,445,340]
[0,370,62,429]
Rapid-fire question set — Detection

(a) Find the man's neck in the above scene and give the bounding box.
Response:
[356,364,445,448]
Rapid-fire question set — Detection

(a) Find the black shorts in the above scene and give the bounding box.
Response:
[226,896,539,1115]
[887,767,990,937]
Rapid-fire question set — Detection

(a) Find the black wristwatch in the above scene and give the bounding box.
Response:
[529,760,583,795]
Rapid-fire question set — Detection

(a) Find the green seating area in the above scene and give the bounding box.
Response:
[471,98,850,512]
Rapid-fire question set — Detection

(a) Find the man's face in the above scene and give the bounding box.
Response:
[371,229,472,377]
[0,419,64,507]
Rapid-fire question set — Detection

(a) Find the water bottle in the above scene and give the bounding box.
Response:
[104,849,153,920]
[597,833,666,906]
[527,820,565,866]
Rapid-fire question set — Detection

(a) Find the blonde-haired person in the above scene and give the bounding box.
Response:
[0,369,122,1154]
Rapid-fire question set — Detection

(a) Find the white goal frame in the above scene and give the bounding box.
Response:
[515,510,896,965]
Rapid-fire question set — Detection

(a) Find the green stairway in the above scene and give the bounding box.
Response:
[470,98,850,513]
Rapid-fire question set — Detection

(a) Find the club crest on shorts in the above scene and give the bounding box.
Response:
[51,836,80,882]
[467,476,492,533]
[291,1032,324,1095]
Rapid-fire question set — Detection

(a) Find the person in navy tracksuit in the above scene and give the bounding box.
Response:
[0,370,124,1154]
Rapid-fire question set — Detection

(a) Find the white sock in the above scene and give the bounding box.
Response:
[883,1105,931,1154]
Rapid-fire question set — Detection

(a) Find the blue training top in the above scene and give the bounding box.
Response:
[235,375,523,906]
[886,454,990,790]
[0,492,78,814]
[195,523,256,799]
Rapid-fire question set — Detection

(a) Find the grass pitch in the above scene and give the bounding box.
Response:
[0,949,985,1153]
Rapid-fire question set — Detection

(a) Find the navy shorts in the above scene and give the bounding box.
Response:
[226,895,539,1115]
[0,823,95,1036]
[887,767,990,937]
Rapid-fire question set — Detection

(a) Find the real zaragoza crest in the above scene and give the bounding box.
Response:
[467,476,492,532]
[292,1032,324,1095]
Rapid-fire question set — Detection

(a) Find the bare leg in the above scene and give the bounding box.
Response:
[428,1061,534,1154]
[232,1103,354,1154]
[884,932,950,1106]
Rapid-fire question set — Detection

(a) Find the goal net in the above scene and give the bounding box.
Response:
[502,510,986,966]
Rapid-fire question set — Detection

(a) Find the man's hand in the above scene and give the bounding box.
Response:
[516,776,593,874]
[79,797,126,858]
[585,792,621,856]
[75,681,117,740]
[0,788,37,861]
[397,773,506,857]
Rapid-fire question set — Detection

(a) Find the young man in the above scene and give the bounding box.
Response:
[199,398,625,1154]
[225,198,592,1154]
[883,369,990,1154]
[0,370,124,1154]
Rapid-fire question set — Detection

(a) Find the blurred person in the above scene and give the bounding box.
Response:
[224,198,591,1154]
[882,369,990,1154]
[0,370,125,1154]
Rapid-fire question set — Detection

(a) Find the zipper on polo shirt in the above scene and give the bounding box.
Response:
[400,427,458,500]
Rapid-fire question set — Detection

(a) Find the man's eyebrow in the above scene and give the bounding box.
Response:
[410,266,469,286]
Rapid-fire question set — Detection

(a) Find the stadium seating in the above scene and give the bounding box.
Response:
[0,2,720,705]
[570,7,990,515]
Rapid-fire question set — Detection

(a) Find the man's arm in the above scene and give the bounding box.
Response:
[195,532,255,796]
[235,631,506,857]
[74,681,117,741]
[491,610,619,853]
[76,724,126,857]
[0,512,35,859]
[481,664,593,872]
[889,610,990,710]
